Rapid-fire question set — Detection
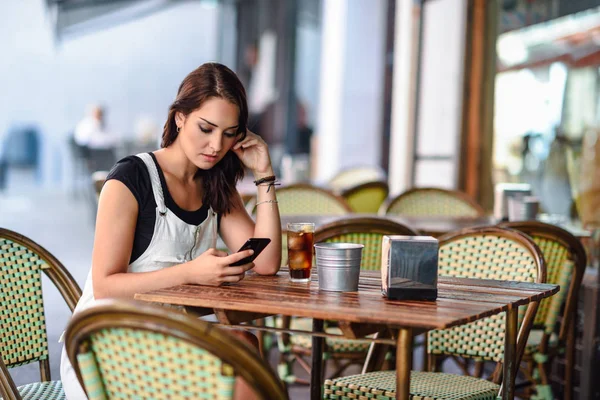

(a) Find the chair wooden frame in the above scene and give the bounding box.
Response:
[0,227,81,390]
[65,299,288,400]
[429,226,546,385]
[279,217,419,384]
[499,221,587,400]
[380,187,486,216]
[0,357,20,400]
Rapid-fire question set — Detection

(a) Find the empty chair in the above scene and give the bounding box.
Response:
[328,165,386,193]
[279,217,418,384]
[86,148,116,173]
[325,226,546,400]
[274,183,352,216]
[64,299,287,400]
[314,217,418,270]
[381,187,485,217]
[499,221,587,399]
[274,184,351,271]
[0,228,82,400]
[340,181,389,214]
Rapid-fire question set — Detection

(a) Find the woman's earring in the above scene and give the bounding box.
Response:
[177,126,181,133]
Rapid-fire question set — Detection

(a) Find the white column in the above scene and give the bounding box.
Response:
[315,0,347,183]
[315,0,387,184]
[388,0,420,196]
[413,0,467,189]
[389,0,468,194]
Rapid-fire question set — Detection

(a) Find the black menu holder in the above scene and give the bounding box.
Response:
[381,235,438,301]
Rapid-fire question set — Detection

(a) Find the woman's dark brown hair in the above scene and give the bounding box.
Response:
[161,63,248,215]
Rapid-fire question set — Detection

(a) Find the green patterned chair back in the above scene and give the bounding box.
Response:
[274,184,352,216]
[328,166,386,192]
[428,227,545,363]
[340,181,389,214]
[64,300,288,400]
[500,221,586,338]
[0,228,81,378]
[314,217,419,271]
[382,187,485,217]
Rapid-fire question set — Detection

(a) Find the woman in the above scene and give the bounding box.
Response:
[60,63,281,399]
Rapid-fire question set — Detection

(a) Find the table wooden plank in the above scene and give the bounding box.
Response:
[135,272,558,330]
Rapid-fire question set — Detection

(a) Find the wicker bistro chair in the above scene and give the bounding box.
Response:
[339,181,389,214]
[278,217,419,385]
[0,228,82,400]
[381,187,485,217]
[64,299,288,400]
[498,221,586,400]
[324,226,546,400]
[276,184,351,268]
[275,183,352,216]
[328,165,387,193]
[252,185,352,361]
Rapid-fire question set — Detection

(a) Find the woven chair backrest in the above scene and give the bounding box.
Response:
[500,221,587,337]
[66,300,288,400]
[314,218,419,271]
[328,166,386,192]
[0,236,49,368]
[427,228,544,362]
[384,188,484,217]
[77,327,236,400]
[0,228,80,382]
[341,181,389,214]
[276,184,351,216]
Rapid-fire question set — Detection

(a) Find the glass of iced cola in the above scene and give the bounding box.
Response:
[286,222,315,282]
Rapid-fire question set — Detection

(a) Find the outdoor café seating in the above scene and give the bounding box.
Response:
[324,226,546,400]
[278,217,418,384]
[339,181,389,214]
[499,220,587,399]
[64,300,288,400]
[0,228,82,400]
[381,187,486,217]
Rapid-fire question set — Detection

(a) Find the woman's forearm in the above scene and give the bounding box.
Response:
[93,262,191,299]
[252,170,282,274]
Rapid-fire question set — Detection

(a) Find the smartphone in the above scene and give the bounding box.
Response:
[229,238,271,266]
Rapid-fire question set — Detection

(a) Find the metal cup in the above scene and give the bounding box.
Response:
[314,243,363,292]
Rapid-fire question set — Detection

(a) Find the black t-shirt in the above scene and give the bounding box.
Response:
[106,153,218,263]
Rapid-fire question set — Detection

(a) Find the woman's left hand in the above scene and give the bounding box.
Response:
[232,130,273,176]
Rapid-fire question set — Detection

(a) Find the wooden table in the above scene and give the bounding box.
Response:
[135,270,558,400]
[280,214,591,239]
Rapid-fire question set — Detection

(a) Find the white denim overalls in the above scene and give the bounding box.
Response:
[60,153,218,399]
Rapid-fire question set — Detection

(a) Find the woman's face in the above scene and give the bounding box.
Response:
[176,97,240,169]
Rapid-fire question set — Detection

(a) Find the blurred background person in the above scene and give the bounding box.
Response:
[74,105,115,150]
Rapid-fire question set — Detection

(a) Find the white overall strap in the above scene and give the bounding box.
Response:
[136,153,167,214]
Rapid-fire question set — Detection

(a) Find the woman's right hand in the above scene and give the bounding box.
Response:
[185,248,255,286]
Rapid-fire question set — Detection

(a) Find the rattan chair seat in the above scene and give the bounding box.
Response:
[13,381,65,400]
[324,370,500,400]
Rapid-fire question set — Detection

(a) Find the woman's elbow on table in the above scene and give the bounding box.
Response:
[254,258,281,276]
